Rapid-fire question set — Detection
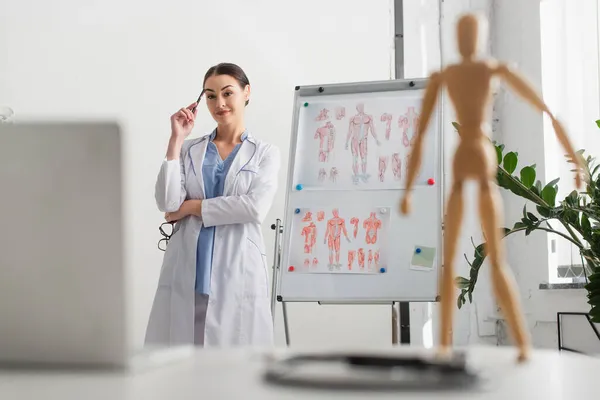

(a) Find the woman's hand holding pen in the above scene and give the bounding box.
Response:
[170,102,198,139]
[166,102,197,161]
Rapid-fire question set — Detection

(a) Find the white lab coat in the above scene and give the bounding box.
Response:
[144,131,280,347]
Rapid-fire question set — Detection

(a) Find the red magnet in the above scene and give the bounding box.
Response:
[427,178,435,185]
[288,266,295,272]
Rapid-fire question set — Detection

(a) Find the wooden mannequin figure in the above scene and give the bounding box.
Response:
[399,13,583,362]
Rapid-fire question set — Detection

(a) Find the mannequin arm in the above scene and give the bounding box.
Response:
[404,71,442,193]
[495,64,552,114]
[495,64,582,187]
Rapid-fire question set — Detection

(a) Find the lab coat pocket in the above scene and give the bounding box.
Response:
[245,237,269,298]
[234,165,259,194]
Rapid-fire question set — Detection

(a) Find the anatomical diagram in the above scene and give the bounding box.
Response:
[315,108,330,121]
[378,156,389,182]
[329,167,339,183]
[392,153,401,180]
[315,121,336,162]
[336,107,345,120]
[318,168,327,182]
[324,208,351,270]
[380,113,393,140]
[301,211,317,254]
[317,211,325,221]
[357,248,365,270]
[345,103,380,184]
[348,250,356,270]
[293,207,386,274]
[350,217,359,238]
[363,212,382,245]
[302,257,319,271]
[398,106,420,148]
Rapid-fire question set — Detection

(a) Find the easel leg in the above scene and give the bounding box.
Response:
[399,302,411,345]
[282,301,290,346]
[479,180,530,362]
[392,302,398,344]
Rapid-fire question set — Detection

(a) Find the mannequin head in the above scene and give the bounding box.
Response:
[456,13,487,59]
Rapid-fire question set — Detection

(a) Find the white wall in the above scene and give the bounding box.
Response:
[0,0,401,349]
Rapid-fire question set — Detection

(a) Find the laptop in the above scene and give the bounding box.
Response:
[0,120,194,370]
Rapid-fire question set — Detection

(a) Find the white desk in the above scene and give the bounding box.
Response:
[0,345,596,399]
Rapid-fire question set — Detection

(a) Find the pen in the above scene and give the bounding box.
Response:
[191,90,205,114]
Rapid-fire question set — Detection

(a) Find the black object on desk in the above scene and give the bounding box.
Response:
[263,350,481,391]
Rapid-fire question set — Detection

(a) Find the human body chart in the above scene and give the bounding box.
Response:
[287,96,433,275]
[290,207,388,274]
[345,103,380,184]
[298,99,427,189]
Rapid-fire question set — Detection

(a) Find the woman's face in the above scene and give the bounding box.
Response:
[203,74,250,125]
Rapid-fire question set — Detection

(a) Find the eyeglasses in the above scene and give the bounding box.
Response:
[158,221,174,251]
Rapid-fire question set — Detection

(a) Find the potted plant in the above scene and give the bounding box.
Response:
[452,122,600,323]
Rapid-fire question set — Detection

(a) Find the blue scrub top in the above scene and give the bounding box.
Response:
[195,130,247,294]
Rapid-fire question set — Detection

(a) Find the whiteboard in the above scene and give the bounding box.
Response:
[278,78,443,303]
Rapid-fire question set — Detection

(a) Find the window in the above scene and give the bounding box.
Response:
[540,0,600,283]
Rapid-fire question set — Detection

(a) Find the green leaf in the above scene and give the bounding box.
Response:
[520,166,536,187]
[503,152,518,174]
[582,214,592,236]
[513,222,527,229]
[457,293,464,309]
[527,212,539,222]
[522,205,529,220]
[541,184,557,206]
[536,205,551,218]
[596,119,600,129]
[564,190,579,206]
[495,146,502,165]
[455,276,470,289]
[546,177,560,188]
[585,279,600,292]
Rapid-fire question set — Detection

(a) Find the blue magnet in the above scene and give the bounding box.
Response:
[295,208,300,214]
[296,184,303,190]
[416,248,422,254]
[380,267,386,273]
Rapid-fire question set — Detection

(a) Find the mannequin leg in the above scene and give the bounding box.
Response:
[478,179,530,362]
[439,180,465,353]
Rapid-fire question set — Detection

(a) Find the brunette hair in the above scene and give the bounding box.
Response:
[203,63,250,106]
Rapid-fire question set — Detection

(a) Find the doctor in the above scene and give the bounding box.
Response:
[145,62,281,347]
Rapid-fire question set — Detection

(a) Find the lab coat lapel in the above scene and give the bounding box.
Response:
[188,136,209,199]
[224,134,256,195]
